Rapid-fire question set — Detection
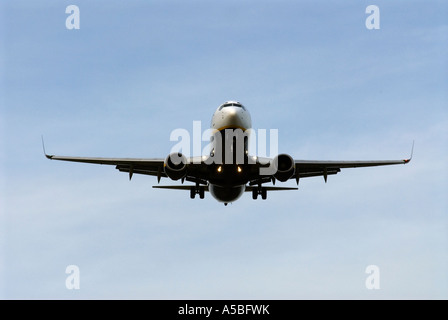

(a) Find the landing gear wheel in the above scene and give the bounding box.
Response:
[252,188,258,200]
[199,186,205,199]
[190,187,196,199]
[261,187,267,200]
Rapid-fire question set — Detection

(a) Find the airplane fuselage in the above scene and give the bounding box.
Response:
[207,101,252,203]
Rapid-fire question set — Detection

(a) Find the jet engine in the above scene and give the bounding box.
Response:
[273,153,295,182]
[164,152,187,181]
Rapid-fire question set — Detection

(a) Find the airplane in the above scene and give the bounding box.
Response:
[44,101,412,206]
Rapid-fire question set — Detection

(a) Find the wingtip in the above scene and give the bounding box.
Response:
[41,135,53,159]
[404,140,414,164]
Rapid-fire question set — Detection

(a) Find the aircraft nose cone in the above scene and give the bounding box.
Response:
[226,108,247,129]
[226,107,238,117]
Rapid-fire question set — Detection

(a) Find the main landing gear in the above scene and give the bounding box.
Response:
[190,184,205,199]
[252,186,267,200]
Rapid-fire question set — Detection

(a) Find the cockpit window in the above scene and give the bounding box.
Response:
[218,102,246,111]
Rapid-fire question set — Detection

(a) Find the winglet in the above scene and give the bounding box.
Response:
[41,135,53,159]
[404,140,414,164]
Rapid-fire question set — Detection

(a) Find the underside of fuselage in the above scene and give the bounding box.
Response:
[206,135,251,203]
[209,183,246,204]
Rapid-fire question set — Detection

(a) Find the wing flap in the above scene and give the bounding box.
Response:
[116,165,167,178]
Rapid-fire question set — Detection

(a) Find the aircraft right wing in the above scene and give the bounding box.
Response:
[45,154,168,181]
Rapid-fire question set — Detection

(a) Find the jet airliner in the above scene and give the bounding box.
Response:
[44,101,412,205]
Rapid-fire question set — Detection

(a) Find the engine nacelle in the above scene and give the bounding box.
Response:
[164,152,187,181]
[273,153,295,182]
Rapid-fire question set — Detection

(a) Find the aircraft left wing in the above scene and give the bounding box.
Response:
[293,158,411,183]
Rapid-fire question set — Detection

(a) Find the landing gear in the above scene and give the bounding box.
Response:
[190,184,205,199]
[261,187,267,200]
[252,186,267,200]
[252,188,257,200]
[199,187,205,199]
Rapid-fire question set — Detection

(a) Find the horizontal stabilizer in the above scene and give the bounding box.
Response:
[245,186,298,192]
[153,185,209,191]
[153,185,298,192]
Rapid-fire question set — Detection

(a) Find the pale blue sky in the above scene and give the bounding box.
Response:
[1,0,447,299]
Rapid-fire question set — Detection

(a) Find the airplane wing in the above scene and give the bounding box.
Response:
[44,151,209,182]
[45,154,167,180]
[293,158,411,183]
[45,153,411,184]
[44,136,413,188]
[252,142,412,185]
